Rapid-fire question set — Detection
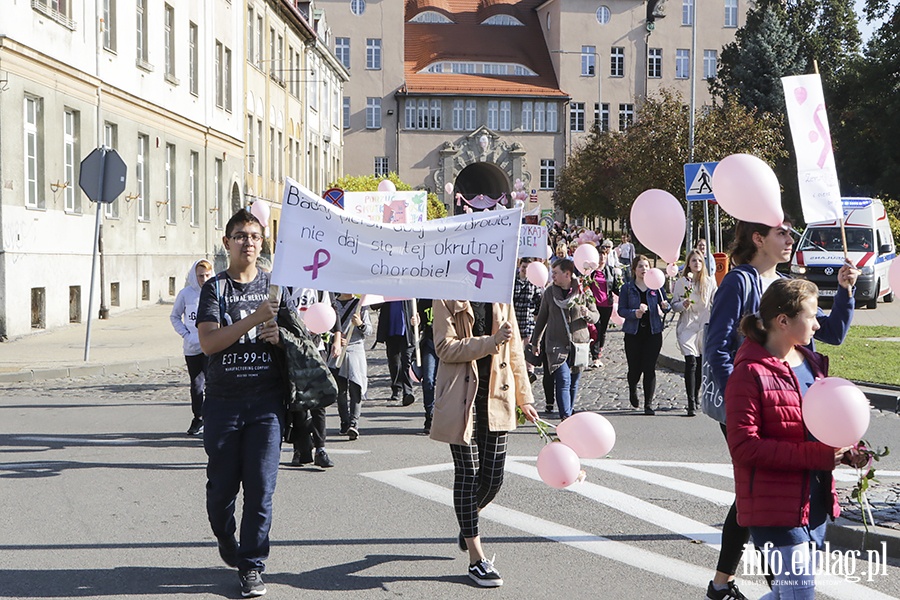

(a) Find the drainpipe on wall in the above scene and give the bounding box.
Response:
[0,37,5,338]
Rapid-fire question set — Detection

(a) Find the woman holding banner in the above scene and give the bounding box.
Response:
[430,300,538,588]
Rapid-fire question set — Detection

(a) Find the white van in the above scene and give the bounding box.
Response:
[791,198,896,309]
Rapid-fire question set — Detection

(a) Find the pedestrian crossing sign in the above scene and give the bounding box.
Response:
[683,162,718,201]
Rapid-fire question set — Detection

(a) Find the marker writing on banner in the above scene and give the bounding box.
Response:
[337,230,360,255]
[303,249,331,280]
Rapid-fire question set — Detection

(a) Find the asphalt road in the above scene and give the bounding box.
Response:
[1,331,898,600]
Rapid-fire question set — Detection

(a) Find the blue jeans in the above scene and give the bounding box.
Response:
[553,358,581,420]
[755,542,816,600]
[203,395,284,572]
[420,337,438,418]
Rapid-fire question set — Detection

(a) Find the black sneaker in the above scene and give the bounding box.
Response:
[706,580,748,600]
[291,450,312,466]
[644,406,656,416]
[629,393,639,408]
[187,418,204,436]
[468,558,503,587]
[543,404,555,415]
[528,372,537,384]
[239,569,266,597]
[347,426,359,441]
[217,535,239,568]
[423,416,432,435]
[402,393,416,406]
[314,449,334,468]
[339,423,349,435]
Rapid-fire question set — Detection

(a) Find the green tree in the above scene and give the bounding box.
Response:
[328,172,448,220]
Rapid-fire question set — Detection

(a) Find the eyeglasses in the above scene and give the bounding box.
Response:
[229,232,263,243]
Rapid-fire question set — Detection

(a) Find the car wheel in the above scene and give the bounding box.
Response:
[885,290,894,303]
[866,280,879,309]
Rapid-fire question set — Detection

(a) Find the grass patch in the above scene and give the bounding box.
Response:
[816,326,900,386]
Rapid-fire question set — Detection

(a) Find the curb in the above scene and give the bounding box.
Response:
[0,357,183,383]
[827,517,900,559]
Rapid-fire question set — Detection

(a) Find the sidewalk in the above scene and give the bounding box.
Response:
[2,302,898,557]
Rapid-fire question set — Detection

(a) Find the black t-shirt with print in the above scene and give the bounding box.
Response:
[197,270,284,401]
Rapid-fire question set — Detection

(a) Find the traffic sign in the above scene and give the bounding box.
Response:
[79,147,127,204]
[683,162,718,201]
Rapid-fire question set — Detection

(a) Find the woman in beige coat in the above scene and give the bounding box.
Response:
[429,300,538,588]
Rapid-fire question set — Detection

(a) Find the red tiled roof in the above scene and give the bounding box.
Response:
[403,0,567,98]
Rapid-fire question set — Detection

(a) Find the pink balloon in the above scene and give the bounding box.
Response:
[377,179,397,193]
[526,261,549,288]
[802,377,870,448]
[666,263,679,278]
[250,201,270,226]
[889,259,900,295]
[546,245,554,260]
[630,189,685,263]
[444,182,454,195]
[610,301,624,326]
[536,442,582,489]
[556,412,616,458]
[711,154,784,227]
[644,268,666,290]
[573,243,600,272]
[303,303,336,335]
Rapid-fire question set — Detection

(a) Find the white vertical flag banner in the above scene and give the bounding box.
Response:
[271,179,522,303]
[782,74,843,224]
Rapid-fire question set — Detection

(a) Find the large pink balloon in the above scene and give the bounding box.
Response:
[250,201,270,226]
[526,261,549,288]
[889,259,900,296]
[802,377,870,448]
[630,189,685,263]
[573,243,600,272]
[536,442,582,489]
[444,182,454,195]
[610,301,624,326]
[377,179,397,193]
[666,263,679,278]
[711,154,784,227]
[556,412,616,459]
[644,268,666,290]
[303,303,337,335]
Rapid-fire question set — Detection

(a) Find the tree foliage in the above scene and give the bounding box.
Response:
[328,172,448,220]
[554,90,786,222]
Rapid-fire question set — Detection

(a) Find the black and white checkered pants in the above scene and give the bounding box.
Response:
[449,391,509,539]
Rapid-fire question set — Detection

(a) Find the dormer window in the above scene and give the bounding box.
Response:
[409,11,454,23]
[481,14,524,26]
[421,61,537,76]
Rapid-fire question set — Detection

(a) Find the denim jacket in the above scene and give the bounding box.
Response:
[617,281,669,335]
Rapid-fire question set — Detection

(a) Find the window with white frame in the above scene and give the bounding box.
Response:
[410,11,453,23]
[269,127,276,181]
[725,0,738,28]
[618,103,634,130]
[136,0,149,66]
[24,97,42,209]
[676,49,690,79]
[343,97,351,129]
[547,103,558,132]
[540,159,555,189]
[534,101,545,132]
[648,48,662,78]
[465,100,476,130]
[165,143,176,223]
[246,114,255,172]
[189,22,198,95]
[499,101,510,131]
[164,4,175,80]
[417,99,428,129]
[366,38,381,70]
[103,121,119,217]
[366,97,381,129]
[431,100,442,130]
[63,109,79,213]
[103,0,116,51]
[594,102,609,131]
[682,0,693,25]
[351,0,366,16]
[570,102,585,132]
[215,41,224,108]
[596,6,611,24]
[374,157,389,177]
[487,101,499,130]
[521,101,532,132]
[336,37,350,69]
[581,46,596,76]
[610,46,624,77]
[481,14,524,26]
[405,99,416,129]
[247,7,254,65]
[214,158,224,229]
[277,130,283,181]
[256,15,263,68]
[452,100,464,130]
[704,50,718,79]
[225,47,232,111]
[189,151,199,226]
[256,119,264,176]
[137,134,150,221]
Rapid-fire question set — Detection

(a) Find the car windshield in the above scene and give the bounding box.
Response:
[799,227,873,252]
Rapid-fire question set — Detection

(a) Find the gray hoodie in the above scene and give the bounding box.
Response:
[170,260,206,356]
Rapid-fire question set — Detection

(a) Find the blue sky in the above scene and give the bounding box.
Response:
[854,0,887,42]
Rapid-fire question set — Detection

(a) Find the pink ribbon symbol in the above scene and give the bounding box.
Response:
[303,249,331,280]
[811,104,832,169]
[467,259,494,288]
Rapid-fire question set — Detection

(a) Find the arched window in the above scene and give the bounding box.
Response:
[481,14,524,26]
[410,11,453,23]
